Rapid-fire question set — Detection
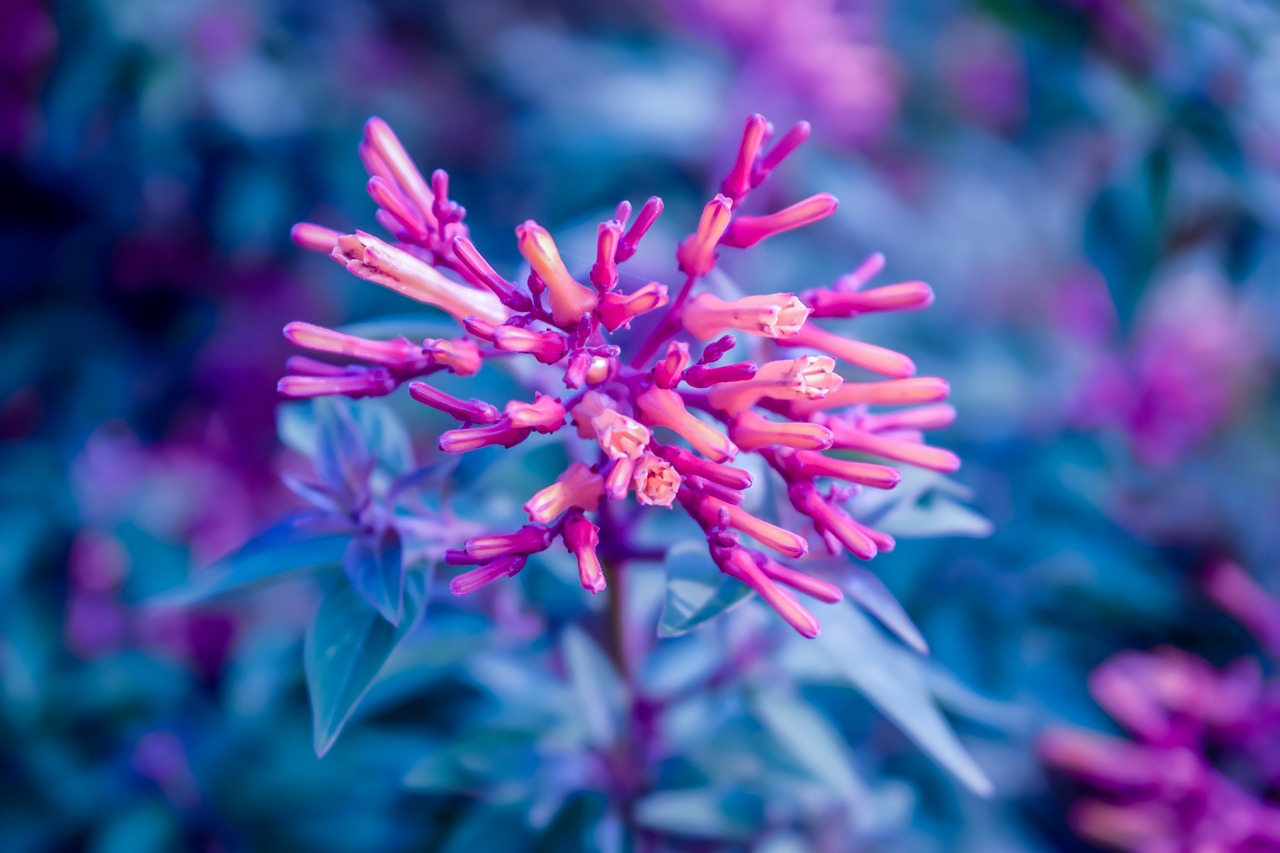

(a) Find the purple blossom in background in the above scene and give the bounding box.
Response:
[281,114,959,637]
[669,0,900,147]
[1041,561,1280,851]
[1067,269,1262,466]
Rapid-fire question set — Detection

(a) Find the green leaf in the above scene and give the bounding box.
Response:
[153,514,349,606]
[814,601,993,797]
[306,568,429,756]
[561,625,626,748]
[342,525,405,626]
[751,689,864,800]
[657,541,752,638]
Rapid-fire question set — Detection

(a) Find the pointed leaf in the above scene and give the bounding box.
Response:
[814,601,993,796]
[841,564,928,655]
[875,495,993,539]
[633,789,758,841]
[658,542,753,638]
[350,399,414,478]
[561,625,626,748]
[751,689,864,800]
[306,568,428,756]
[342,525,405,625]
[153,514,350,606]
[313,398,372,501]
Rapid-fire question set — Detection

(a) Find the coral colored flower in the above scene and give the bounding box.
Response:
[681,292,811,340]
[633,452,682,508]
[281,114,962,636]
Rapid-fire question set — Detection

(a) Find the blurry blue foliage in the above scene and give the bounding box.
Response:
[3,0,1280,850]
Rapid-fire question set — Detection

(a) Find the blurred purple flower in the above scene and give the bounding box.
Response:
[280,114,960,637]
[669,0,900,147]
[1068,270,1262,466]
[0,0,56,155]
[1042,561,1280,850]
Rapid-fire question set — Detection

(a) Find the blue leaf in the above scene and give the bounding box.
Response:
[306,568,429,756]
[350,398,414,478]
[561,625,626,748]
[153,513,350,606]
[657,542,752,638]
[841,564,929,655]
[875,495,994,539]
[633,789,759,841]
[813,601,994,797]
[312,398,372,503]
[342,525,405,625]
[751,689,865,800]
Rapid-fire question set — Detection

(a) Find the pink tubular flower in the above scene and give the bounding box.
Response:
[332,232,511,326]
[598,283,670,331]
[516,221,599,327]
[677,195,733,277]
[524,463,604,523]
[564,512,606,593]
[280,114,963,636]
[681,292,811,340]
[633,452,682,508]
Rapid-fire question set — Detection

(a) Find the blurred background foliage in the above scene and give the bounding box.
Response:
[3,0,1280,850]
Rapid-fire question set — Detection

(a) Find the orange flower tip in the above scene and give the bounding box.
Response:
[515,220,598,327]
[682,292,811,340]
[633,453,682,507]
[523,463,604,523]
[290,222,341,253]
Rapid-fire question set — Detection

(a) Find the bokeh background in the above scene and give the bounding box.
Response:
[4,0,1280,850]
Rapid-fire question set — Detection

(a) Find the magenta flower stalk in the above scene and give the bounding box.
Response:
[1041,561,1280,851]
[281,114,959,637]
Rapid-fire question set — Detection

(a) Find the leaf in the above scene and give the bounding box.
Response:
[751,690,864,800]
[813,601,993,797]
[305,568,429,756]
[342,525,405,625]
[153,513,350,606]
[657,541,752,638]
[841,564,929,655]
[561,625,626,748]
[313,398,372,502]
[875,495,994,540]
[350,398,414,478]
[277,402,318,459]
[633,788,759,842]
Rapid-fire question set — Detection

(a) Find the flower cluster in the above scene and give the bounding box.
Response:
[281,114,958,637]
[1040,561,1280,850]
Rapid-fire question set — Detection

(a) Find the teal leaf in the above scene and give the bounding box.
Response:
[875,494,994,539]
[561,625,626,748]
[751,689,864,800]
[350,398,414,478]
[841,565,928,655]
[153,513,350,606]
[313,398,372,501]
[657,541,752,638]
[814,601,993,797]
[342,525,405,625]
[306,568,429,756]
[634,788,759,841]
